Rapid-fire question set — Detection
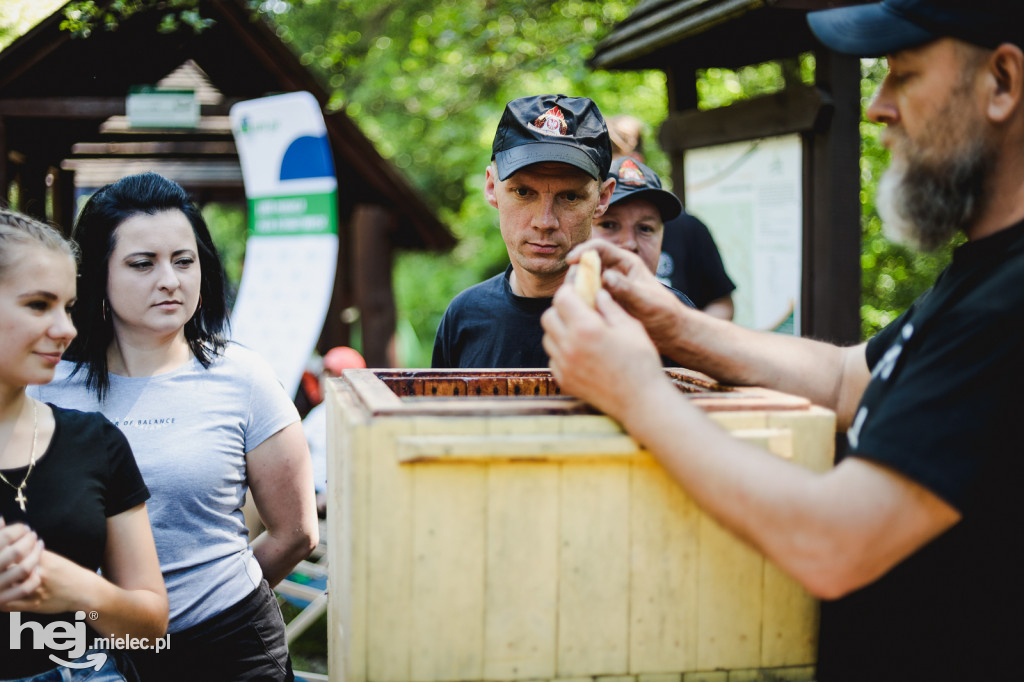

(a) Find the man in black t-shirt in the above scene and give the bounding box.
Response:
[541,2,1024,680]
[432,94,616,368]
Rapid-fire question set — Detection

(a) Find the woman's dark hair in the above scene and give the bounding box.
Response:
[66,172,229,398]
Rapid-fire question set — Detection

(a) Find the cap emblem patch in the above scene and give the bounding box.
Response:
[530,106,569,136]
[617,158,647,186]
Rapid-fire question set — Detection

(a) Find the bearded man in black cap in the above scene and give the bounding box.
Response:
[541,2,1024,680]
[431,94,616,368]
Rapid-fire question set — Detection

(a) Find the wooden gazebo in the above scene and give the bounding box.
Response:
[592,0,864,345]
[0,0,456,368]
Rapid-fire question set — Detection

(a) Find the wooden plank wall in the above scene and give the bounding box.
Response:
[330,388,834,682]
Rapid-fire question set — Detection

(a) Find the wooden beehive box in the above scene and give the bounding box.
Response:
[325,369,835,682]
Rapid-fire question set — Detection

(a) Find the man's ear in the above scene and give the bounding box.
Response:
[986,43,1024,124]
[592,177,616,218]
[484,164,500,209]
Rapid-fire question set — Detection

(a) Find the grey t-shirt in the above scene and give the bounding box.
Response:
[302,401,328,494]
[31,343,299,632]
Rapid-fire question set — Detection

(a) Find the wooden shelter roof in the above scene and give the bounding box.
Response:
[590,0,869,72]
[0,0,456,251]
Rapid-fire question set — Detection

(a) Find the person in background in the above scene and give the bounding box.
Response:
[542,2,1024,679]
[30,173,318,681]
[303,345,366,517]
[1,207,167,681]
[431,94,616,368]
[607,114,736,320]
[592,156,684,276]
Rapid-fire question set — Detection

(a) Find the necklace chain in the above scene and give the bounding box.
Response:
[0,400,39,513]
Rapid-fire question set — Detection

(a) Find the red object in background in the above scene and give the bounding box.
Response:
[323,346,367,375]
[301,370,322,407]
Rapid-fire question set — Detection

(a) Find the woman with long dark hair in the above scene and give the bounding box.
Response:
[31,173,318,681]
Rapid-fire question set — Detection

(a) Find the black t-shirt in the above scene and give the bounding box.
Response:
[432,265,694,369]
[657,211,736,310]
[816,220,1024,681]
[1,405,149,678]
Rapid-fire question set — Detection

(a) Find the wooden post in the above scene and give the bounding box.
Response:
[351,203,398,368]
[0,117,7,204]
[664,61,699,201]
[49,166,76,234]
[17,157,47,220]
[805,49,862,345]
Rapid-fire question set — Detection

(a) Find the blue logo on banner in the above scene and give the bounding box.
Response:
[280,135,334,180]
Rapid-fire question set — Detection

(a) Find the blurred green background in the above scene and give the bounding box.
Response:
[1,0,956,366]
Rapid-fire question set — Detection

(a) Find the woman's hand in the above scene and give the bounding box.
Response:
[1,549,91,614]
[0,518,44,608]
[2,506,168,640]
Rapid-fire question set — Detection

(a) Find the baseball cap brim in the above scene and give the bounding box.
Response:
[807,3,938,57]
[610,187,683,223]
[494,141,603,181]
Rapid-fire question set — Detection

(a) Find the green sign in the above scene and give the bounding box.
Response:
[247,191,338,236]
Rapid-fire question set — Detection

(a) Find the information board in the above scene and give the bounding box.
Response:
[684,134,803,334]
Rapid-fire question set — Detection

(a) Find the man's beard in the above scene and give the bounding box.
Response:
[876,93,995,252]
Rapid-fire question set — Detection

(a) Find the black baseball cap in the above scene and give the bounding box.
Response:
[607,157,683,223]
[807,0,1019,57]
[491,94,612,181]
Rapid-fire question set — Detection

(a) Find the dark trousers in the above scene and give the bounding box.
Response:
[128,580,294,682]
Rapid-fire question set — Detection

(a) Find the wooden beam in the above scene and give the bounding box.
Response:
[659,85,831,152]
[590,0,764,70]
[0,97,124,118]
[0,98,242,119]
[70,140,238,158]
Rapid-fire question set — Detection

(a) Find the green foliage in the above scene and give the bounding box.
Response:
[265,2,958,352]
[697,55,816,110]
[270,0,665,365]
[0,0,66,49]
[59,0,215,38]
[5,1,958,357]
[202,202,247,305]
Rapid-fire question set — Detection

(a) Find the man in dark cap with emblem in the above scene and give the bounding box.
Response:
[541,2,1024,679]
[431,94,617,368]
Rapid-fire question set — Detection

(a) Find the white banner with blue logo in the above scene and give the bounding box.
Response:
[229,91,339,397]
